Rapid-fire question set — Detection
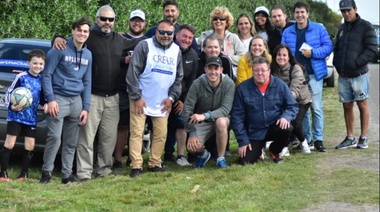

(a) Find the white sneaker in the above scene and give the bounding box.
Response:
[300,141,311,154]
[176,156,192,166]
[280,147,290,157]
[259,149,266,160]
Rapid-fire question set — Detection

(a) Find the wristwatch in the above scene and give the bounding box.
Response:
[168,96,174,103]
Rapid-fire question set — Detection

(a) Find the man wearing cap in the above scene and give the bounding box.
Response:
[183,56,235,169]
[112,9,148,170]
[144,0,198,52]
[282,1,333,152]
[253,6,275,41]
[333,0,377,150]
[126,19,183,178]
[231,57,298,165]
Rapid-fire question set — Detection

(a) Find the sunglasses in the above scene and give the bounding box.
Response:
[212,17,226,21]
[98,16,115,22]
[157,29,174,35]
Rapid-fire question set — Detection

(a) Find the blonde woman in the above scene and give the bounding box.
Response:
[236,35,272,85]
[236,13,258,51]
[197,6,245,76]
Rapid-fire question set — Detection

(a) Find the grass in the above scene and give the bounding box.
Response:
[0,84,379,211]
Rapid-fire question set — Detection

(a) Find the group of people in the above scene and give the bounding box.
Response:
[0,0,377,182]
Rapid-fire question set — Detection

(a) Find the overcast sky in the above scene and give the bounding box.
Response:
[324,0,379,24]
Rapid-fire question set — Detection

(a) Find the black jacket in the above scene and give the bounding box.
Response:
[267,21,294,55]
[178,45,198,102]
[333,14,377,77]
[197,52,234,81]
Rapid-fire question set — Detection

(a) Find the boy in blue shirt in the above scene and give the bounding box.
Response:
[0,49,46,181]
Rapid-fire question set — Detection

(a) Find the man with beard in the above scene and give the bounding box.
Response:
[145,0,198,52]
[52,5,139,181]
[112,9,147,170]
[126,19,183,178]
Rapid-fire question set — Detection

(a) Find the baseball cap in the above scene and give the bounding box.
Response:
[339,0,356,10]
[130,9,145,21]
[205,57,222,67]
[254,6,269,17]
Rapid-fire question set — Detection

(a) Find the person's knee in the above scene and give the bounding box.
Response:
[343,102,354,110]
[215,118,229,131]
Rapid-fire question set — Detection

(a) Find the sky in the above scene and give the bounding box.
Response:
[324,0,379,24]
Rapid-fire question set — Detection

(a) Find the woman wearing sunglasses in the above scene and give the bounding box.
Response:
[197,6,245,79]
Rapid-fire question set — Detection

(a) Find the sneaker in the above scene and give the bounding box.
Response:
[164,154,176,162]
[112,160,122,170]
[357,137,369,149]
[280,147,290,157]
[308,142,315,150]
[300,141,311,154]
[335,137,357,149]
[39,171,51,184]
[148,165,165,172]
[259,149,266,160]
[130,169,142,178]
[216,157,228,168]
[0,171,11,182]
[314,140,327,152]
[17,172,28,181]
[176,156,192,166]
[62,175,77,184]
[193,150,211,168]
[269,151,283,164]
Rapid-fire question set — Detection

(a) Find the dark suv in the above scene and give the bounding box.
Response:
[0,38,51,151]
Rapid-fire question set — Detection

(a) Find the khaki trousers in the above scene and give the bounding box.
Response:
[129,99,168,169]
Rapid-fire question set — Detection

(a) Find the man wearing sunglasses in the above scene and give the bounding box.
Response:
[144,0,198,52]
[126,19,183,178]
[52,5,140,181]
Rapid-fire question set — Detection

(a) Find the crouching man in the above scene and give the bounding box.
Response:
[183,56,235,168]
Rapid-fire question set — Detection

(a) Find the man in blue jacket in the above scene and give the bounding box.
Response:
[40,16,92,184]
[333,0,377,150]
[282,1,333,152]
[231,57,298,164]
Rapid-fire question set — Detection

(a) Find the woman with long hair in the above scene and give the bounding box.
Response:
[235,13,258,52]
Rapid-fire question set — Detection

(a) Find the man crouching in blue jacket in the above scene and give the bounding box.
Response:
[231,57,298,164]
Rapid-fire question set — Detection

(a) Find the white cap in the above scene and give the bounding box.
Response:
[254,6,269,17]
[130,9,145,21]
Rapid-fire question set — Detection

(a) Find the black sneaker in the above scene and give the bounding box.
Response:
[148,165,165,172]
[314,140,327,152]
[62,175,77,184]
[0,171,10,181]
[39,171,51,184]
[17,172,28,181]
[112,160,122,170]
[164,154,176,162]
[130,169,142,178]
[269,151,283,164]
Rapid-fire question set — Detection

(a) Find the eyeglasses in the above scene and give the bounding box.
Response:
[157,29,174,35]
[253,68,269,73]
[98,16,115,22]
[212,17,226,21]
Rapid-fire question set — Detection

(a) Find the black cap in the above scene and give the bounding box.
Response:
[339,0,356,10]
[205,56,222,67]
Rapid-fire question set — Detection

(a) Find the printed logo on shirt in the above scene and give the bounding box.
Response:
[153,55,175,66]
[185,60,193,64]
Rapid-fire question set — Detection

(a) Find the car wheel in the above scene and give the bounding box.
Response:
[325,72,335,87]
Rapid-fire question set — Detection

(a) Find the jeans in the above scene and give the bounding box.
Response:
[303,74,324,142]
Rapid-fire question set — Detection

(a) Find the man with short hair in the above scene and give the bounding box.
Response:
[112,9,147,170]
[126,19,183,178]
[267,4,294,55]
[145,0,198,52]
[40,16,92,184]
[333,0,377,149]
[231,57,298,164]
[183,56,235,169]
[282,1,333,152]
[164,24,198,166]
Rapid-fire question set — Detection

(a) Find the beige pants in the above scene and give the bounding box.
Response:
[76,94,119,179]
[129,99,168,169]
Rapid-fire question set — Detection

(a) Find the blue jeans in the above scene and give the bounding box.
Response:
[303,74,324,142]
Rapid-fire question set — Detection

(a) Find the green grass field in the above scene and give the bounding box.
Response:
[1,84,379,211]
